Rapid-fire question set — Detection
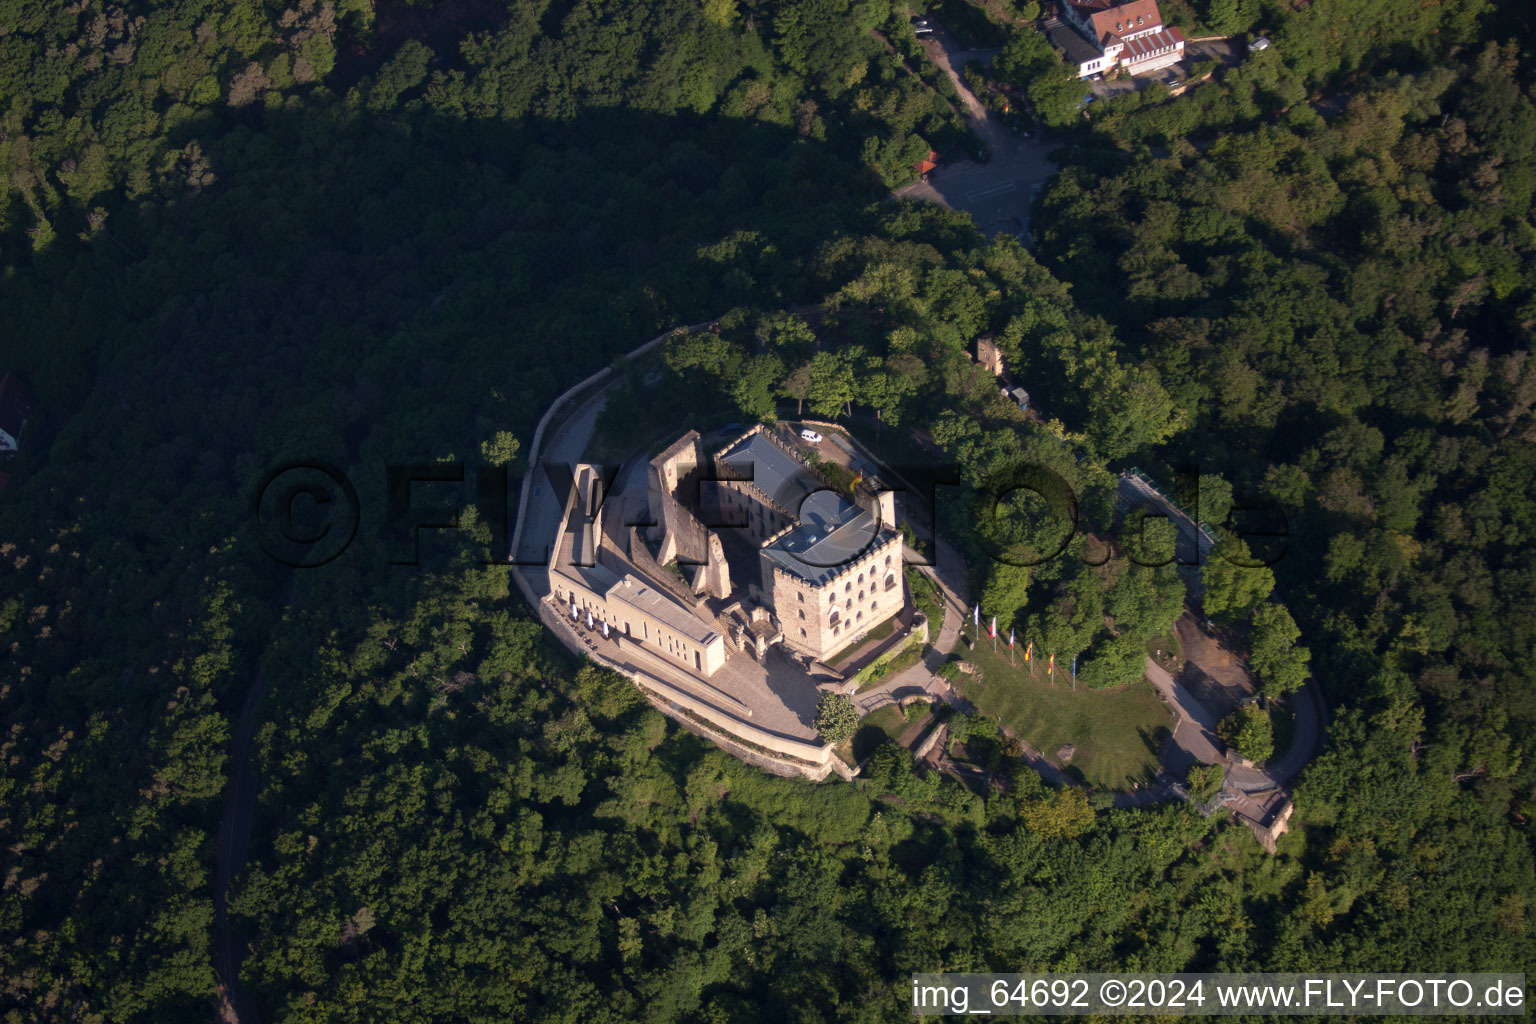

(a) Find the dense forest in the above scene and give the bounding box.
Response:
[2,0,1534,1020]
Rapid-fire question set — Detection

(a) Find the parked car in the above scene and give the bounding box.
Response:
[911,16,934,35]
[799,428,823,444]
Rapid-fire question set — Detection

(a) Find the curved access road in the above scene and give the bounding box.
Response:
[1144,654,1326,792]
[213,670,268,1024]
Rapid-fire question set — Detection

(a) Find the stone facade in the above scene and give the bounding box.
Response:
[646,430,731,599]
[552,563,728,677]
[765,529,904,662]
[643,423,908,666]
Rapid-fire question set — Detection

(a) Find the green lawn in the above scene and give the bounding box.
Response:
[907,566,944,629]
[951,636,1172,790]
[1269,699,1296,764]
[851,704,911,761]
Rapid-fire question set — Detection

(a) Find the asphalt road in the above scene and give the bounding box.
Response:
[512,388,612,596]
[1115,472,1215,567]
[893,22,1060,238]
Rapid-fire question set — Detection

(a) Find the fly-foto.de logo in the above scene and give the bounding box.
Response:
[249,458,1287,571]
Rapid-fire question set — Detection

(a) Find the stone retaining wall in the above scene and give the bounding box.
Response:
[537,600,840,780]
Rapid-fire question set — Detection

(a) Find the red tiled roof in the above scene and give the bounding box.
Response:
[1121,25,1183,60]
[1068,0,1164,44]
[913,149,940,174]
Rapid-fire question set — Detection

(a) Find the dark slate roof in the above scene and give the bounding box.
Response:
[762,505,885,585]
[1048,21,1103,65]
[719,431,892,585]
[719,432,823,513]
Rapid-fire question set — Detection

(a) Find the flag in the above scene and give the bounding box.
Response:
[990,615,997,639]
[973,604,980,627]
[1008,629,1015,650]
[1048,652,1055,675]
[1024,641,1032,662]
[1071,656,1077,680]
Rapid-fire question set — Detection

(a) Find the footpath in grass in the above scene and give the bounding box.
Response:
[952,635,1172,790]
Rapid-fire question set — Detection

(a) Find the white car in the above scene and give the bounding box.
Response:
[799,428,823,444]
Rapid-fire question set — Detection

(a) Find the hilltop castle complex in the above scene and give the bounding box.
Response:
[548,425,905,677]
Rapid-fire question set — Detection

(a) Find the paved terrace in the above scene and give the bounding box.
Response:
[562,601,823,741]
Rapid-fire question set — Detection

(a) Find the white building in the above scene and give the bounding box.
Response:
[1056,0,1186,79]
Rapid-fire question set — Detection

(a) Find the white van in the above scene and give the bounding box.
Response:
[799,428,823,444]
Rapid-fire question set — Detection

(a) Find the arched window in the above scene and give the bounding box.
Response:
[833,626,840,636]
[798,591,804,603]
[871,601,878,613]
[885,555,892,567]
[885,574,897,591]
[846,598,852,610]
[830,610,840,627]
[798,609,805,620]
[856,611,864,622]
[857,573,864,584]
[858,590,864,601]
[800,628,807,638]
[845,582,852,593]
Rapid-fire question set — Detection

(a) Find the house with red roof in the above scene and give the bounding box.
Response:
[1058,0,1185,78]
[0,374,36,457]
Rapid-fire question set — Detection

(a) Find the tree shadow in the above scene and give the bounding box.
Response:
[32,96,902,1019]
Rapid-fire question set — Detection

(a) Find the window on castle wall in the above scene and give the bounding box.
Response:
[798,592,804,602]
[800,628,807,637]
[846,599,852,609]
[845,582,851,593]
[871,601,877,613]
[886,574,896,591]
[798,610,805,620]
[856,611,863,621]
[833,626,840,636]
[858,591,864,601]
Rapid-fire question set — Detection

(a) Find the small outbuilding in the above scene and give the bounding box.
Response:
[0,374,36,456]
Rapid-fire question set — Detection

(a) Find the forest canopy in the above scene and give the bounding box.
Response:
[2,0,1535,1021]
